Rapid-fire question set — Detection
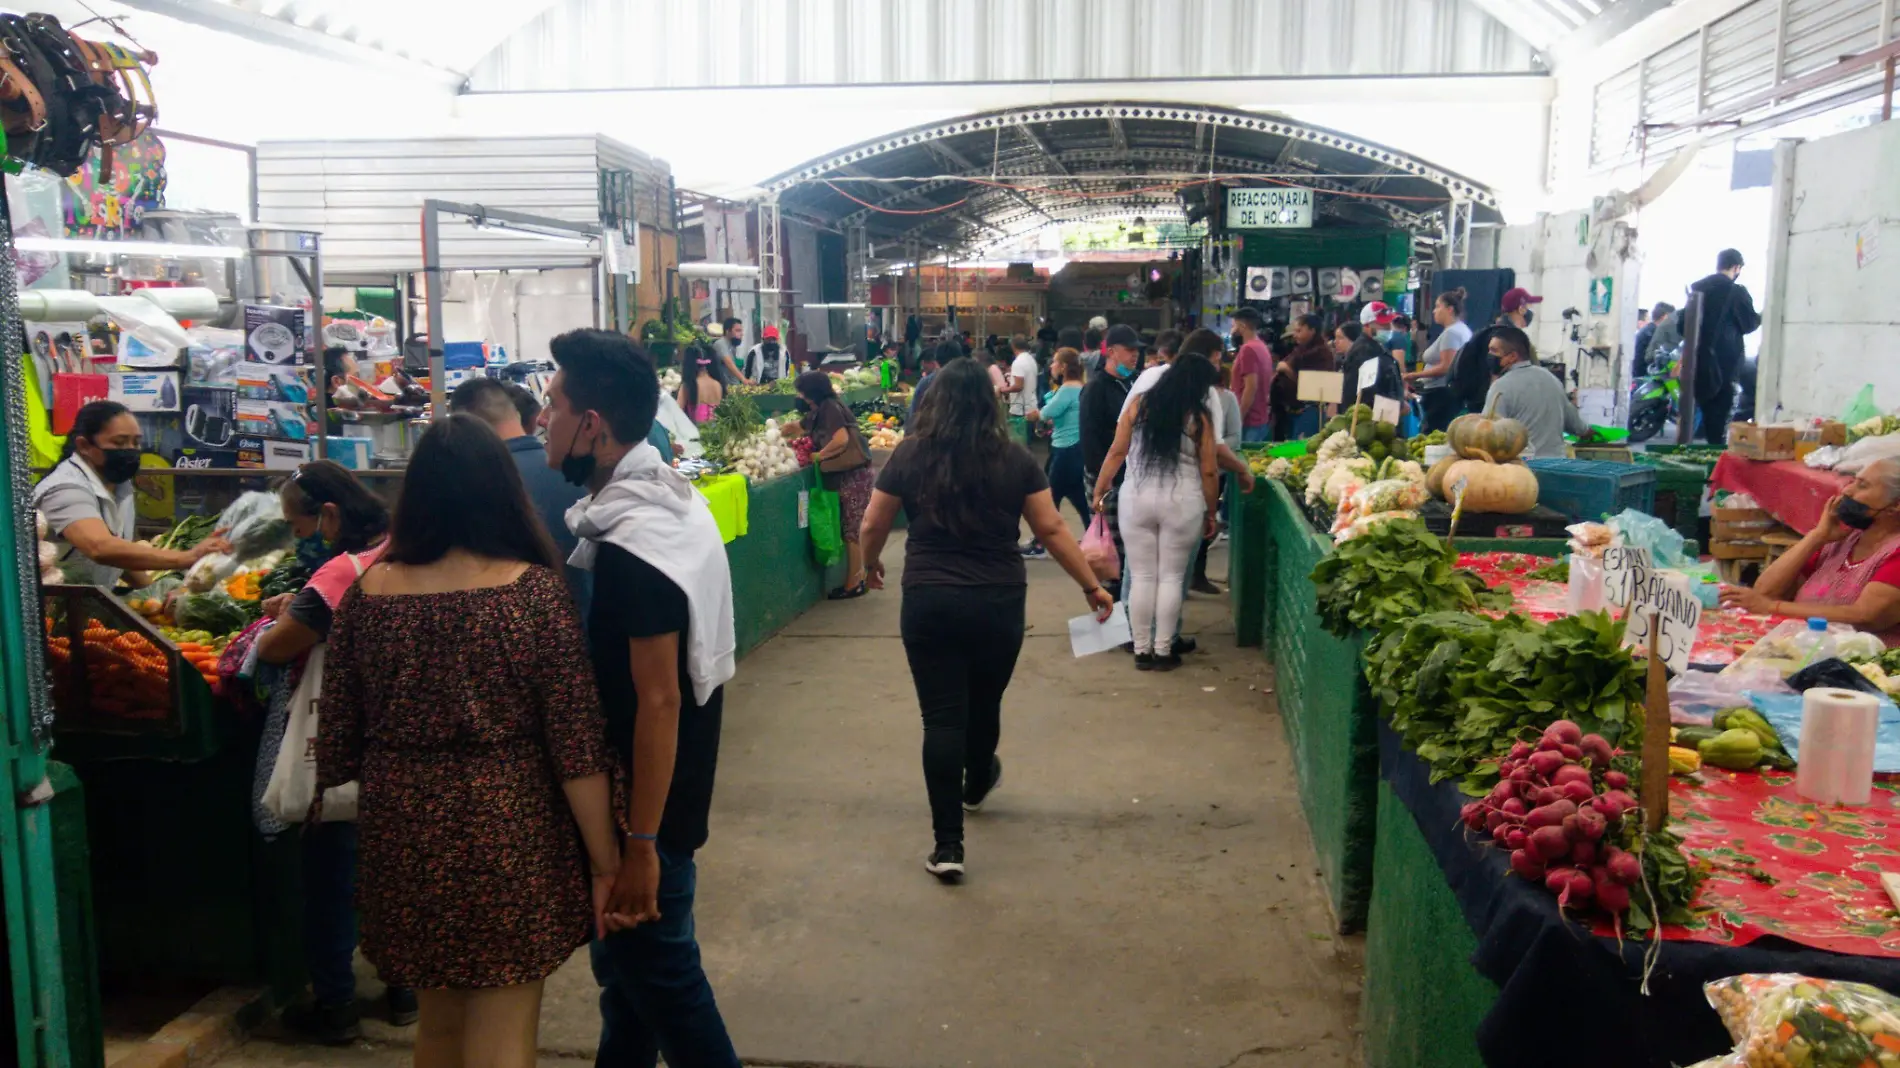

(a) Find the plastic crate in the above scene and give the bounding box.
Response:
[1569,445,1634,464]
[1526,457,1658,522]
[42,584,224,762]
[1642,458,1710,546]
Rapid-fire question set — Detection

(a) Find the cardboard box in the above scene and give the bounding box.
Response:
[243,304,307,366]
[1710,540,1772,560]
[181,387,237,449]
[262,440,311,470]
[51,372,108,433]
[234,400,310,441]
[109,371,180,412]
[1819,421,1847,447]
[234,436,267,468]
[235,362,310,402]
[1728,423,1797,461]
[1713,519,1788,542]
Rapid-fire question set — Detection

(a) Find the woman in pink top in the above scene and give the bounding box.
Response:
[978,348,1008,394]
[1721,458,1900,642]
[676,343,727,424]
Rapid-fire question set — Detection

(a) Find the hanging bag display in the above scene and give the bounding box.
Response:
[807,463,845,568]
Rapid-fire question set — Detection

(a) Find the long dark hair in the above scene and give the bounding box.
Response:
[679,341,727,412]
[1135,353,1217,480]
[1178,328,1224,361]
[383,414,562,571]
[906,358,1012,539]
[62,400,130,460]
[281,460,389,552]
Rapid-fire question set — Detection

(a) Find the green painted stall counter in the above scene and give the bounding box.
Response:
[1260,482,1378,932]
[726,470,843,658]
[1224,473,1271,647]
[1361,779,1497,1068]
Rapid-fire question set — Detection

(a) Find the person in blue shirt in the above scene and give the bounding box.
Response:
[909,341,960,418]
[1030,346,1090,529]
[448,377,590,618]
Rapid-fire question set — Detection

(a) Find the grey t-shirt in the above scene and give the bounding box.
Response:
[1483,362,1589,461]
[32,455,137,588]
[1416,321,1472,391]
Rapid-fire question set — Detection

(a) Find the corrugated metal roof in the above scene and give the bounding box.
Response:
[188,0,564,72]
[467,0,1540,92]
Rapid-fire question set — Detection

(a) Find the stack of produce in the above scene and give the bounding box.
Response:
[1672,708,1794,773]
[47,618,214,717]
[1462,719,1703,927]
[1848,414,1900,443]
[726,420,803,484]
[731,378,797,397]
[1424,412,1540,513]
[850,399,906,428]
[1309,519,1509,637]
[1303,406,1414,463]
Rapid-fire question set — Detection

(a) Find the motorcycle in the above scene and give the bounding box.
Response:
[1628,345,1681,444]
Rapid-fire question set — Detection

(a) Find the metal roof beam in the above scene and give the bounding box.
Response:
[111,0,468,84]
[926,139,1053,226]
[1106,114,1129,155]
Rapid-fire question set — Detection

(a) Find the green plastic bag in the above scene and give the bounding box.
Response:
[1844,384,1881,427]
[807,465,844,568]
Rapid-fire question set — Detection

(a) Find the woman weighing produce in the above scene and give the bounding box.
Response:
[34,400,230,588]
[1720,457,1900,639]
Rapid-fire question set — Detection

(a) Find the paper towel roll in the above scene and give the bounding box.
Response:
[1797,687,1880,805]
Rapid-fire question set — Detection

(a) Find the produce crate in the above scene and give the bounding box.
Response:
[41,585,223,763]
[1633,456,1710,547]
[1525,457,1657,522]
[1568,444,1634,464]
[1417,499,1573,540]
[1262,482,1377,932]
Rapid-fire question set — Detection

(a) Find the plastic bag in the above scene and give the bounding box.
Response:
[1567,521,1614,559]
[1081,512,1120,583]
[1805,444,1844,469]
[1787,656,1887,695]
[1832,433,1900,476]
[1688,972,1900,1068]
[1609,508,1690,568]
[1671,668,1790,726]
[1843,385,1882,428]
[1722,618,1871,679]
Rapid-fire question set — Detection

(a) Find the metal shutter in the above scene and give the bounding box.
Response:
[1591,64,1642,168]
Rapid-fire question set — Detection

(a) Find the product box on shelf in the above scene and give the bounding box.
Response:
[180,387,237,449]
[243,304,307,367]
[235,362,310,403]
[109,372,180,412]
[234,400,309,441]
[234,437,267,468]
[1728,423,1797,461]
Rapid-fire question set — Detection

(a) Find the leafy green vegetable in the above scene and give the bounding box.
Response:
[1309,518,1511,638]
[697,394,764,463]
[1526,557,1569,582]
[1363,609,1643,788]
[258,561,309,600]
[172,591,256,635]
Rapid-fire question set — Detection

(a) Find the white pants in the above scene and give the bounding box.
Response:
[1119,473,1206,656]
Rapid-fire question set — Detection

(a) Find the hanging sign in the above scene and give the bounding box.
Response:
[1226,187,1314,230]
[1357,358,1380,394]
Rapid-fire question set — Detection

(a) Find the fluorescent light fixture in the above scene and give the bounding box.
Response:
[803,302,868,309]
[14,237,248,259]
[468,219,598,247]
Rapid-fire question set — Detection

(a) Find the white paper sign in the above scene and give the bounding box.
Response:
[796,490,810,530]
[1372,396,1403,426]
[1600,544,1653,607]
[1070,603,1134,657]
[1225,187,1314,229]
[1622,563,1702,675]
[1357,358,1380,392]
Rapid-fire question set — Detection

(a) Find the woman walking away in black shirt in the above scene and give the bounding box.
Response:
[859,359,1114,882]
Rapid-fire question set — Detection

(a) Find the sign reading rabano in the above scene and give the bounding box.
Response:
[1226,187,1314,229]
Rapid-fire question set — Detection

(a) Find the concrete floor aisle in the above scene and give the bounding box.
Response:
[224,533,1365,1068]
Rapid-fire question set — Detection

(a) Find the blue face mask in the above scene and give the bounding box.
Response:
[1113,362,1135,379]
[295,529,335,572]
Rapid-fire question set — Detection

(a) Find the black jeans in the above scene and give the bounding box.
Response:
[1698,384,1736,445]
[899,584,1026,846]
[1421,389,1466,432]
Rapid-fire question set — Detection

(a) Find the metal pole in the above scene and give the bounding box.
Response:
[421,200,447,419]
[1675,290,1706,445]
[309,240,327,460]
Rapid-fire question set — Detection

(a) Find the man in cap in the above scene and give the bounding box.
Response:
[1499,287,1543,330]
[745,325,791,385]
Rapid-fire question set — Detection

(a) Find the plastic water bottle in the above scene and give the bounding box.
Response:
[1797,617,1836,669]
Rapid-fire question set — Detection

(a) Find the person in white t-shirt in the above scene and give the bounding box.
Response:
[1002,334,1042,438]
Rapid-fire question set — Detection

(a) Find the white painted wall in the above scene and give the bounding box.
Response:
[1491,210,1642,407]
[1759,121,1900,423]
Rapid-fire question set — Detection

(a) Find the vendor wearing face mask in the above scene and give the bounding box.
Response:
[1721,458,1900,639]
[34,401,230,589]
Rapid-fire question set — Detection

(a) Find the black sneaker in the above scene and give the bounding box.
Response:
[1119,640,1135,654]
[1191,579,1222,596]
[1152,652,1183,672]
[1134,652,1155,671]
[963,756,1002,812]
[1020,544,1048,558]
[385,986,418,1027]
[281,999,362,1045]
[925,843,965,882]
[1173,635,1199,655]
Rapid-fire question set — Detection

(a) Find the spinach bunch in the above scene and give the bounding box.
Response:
[1363,609,1643,791]
[1309,519,1510,639]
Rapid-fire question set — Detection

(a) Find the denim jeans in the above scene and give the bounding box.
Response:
[591,848,739,1068]
[302,821,359,1007]
[1047,444,1091,528]
[1241,424,1273,445]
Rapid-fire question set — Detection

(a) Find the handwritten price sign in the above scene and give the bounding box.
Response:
[1621,561,1702,675]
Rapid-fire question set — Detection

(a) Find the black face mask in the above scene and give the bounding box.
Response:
[795,398,813,414]
[98,447,142,483]
[558,417,597,488]
[1520,309,1534,325]
[1839,496,1885,530]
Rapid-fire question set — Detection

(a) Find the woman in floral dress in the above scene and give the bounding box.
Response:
[317,414,620,1068]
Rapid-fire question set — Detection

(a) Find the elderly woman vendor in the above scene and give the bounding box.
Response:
[1720,458,1900,637]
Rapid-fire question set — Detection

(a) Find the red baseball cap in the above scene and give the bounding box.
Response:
[1500,288,1545,313]
[761,325,780,340]
[1359,301,1398,327]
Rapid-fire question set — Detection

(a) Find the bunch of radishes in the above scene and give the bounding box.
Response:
[1460,719,1645,913]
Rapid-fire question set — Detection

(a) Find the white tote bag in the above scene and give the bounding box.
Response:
[261,644,360,823]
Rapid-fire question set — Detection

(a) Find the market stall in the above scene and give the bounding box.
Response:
[1711,453,1849,535]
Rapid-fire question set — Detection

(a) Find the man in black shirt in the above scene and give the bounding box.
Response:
[541,329,741,1068]
[1080,324,1141,599]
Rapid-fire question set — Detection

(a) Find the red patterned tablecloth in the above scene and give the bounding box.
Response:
[1590,770,1900,957]
[1709,453,1848,534]
[1457,552,1777,666]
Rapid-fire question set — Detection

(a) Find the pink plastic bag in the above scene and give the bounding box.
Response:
[1081,512,1120,582]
